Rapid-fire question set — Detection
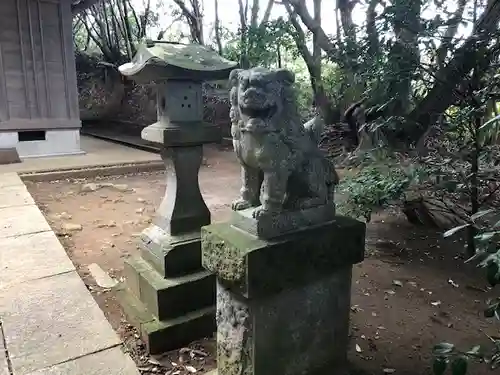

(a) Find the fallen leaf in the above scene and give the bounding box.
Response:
[148,357,162,366]
[448,279,459,288]
[356,344,362,353]
[185,365,197,373]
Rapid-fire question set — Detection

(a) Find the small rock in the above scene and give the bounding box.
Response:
[104,183,130,192]
[87,263,118,289]
[124,220,139,226]
[80,183,99,193]
[392,280,403,287]
[97,221,117,228]
[137,198,146,203]
[62,223,82,232]
[52,212,72,220]
[136,207,145,214]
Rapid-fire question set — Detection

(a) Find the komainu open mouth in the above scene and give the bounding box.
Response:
[239,105,277,119]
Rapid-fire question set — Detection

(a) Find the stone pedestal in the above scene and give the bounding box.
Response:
[0,148,20,165]
[116,145,217,354]
[201,216,365,375]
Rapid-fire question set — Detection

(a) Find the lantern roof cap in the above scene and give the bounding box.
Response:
[119,41,237,82]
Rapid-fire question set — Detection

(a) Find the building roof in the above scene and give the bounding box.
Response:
[72,0,102,13]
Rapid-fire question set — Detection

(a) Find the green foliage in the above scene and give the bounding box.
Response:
[223,19,297,69]
[73,0,160,64]
[433,209,500,373]
[337,162,424,222]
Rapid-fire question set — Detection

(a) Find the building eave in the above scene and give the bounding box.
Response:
[71,0,102,13]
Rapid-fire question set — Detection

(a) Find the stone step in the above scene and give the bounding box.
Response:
[139,227,204,278]
[115,284,215,354]
[123,256,215,321]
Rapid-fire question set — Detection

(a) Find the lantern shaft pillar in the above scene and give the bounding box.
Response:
[155,146,210,235]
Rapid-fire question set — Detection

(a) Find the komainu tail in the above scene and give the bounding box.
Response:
[303,116,325,144]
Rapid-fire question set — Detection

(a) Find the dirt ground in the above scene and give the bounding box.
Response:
[26,146,499,375]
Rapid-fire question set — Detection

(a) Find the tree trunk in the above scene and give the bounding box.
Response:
[173,0,204,44]
[407,0,500,143]
[386,0,420,115]
[237,0,250,68]
[435,0,467,69]
[336,0,356,43]
[366,0,379,57]
[214,0,223,55]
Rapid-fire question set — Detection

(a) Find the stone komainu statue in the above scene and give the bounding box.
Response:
[229,67,339,219]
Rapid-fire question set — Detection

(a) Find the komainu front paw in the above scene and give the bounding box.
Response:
[252,205,280,219]
[232,199,253,211]
[252,206,269,219]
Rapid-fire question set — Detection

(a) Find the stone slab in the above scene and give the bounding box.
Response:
[140,225,203,277]
[0,173,24,188]
[202,217,366,298]
[1,327,7,375]
[0,271,121,375]
[87,263,118,289]
[115,284,216,355]
[142,122,221,146]
[0,349,7,375]
[0,185,35,209]
[231,203,336,239]
[0,148,20,165]
[0,231,75,289]
[124,257,215,320]
[25,347,139,375]
[0,204,51,239]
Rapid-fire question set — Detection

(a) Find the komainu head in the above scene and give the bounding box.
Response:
[229,67,297,133]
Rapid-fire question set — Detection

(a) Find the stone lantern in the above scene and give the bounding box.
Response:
[116,41,237,354]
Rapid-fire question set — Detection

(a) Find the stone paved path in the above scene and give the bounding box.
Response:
[0,173,139,375]
[0,136,160,174]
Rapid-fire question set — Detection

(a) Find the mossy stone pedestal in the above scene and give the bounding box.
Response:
[115,41,237,354]
[202,216,366,375]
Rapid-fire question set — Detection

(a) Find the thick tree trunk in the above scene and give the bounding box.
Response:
[214,0,223,55]
[386,0,420,115]
[405,1,500,142]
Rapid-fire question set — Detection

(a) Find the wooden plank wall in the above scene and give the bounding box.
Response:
[0,0,80,130]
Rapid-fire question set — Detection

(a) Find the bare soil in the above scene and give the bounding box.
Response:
[26,146,499,375]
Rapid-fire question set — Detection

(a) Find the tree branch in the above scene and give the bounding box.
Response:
[436,0,467,68]
[282,0,336,57]
[261,0,275,25]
